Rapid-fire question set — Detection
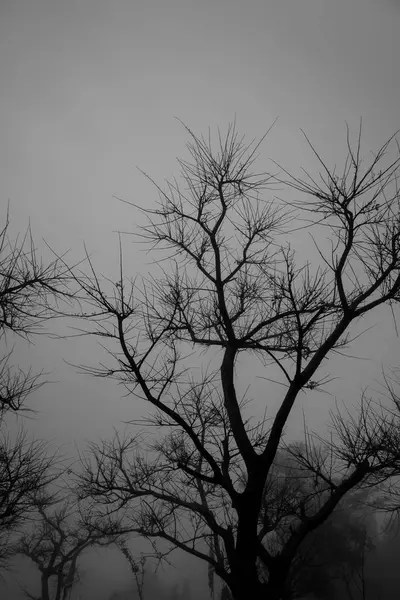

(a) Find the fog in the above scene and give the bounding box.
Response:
[1,0,400,598]
[2,547,209,600]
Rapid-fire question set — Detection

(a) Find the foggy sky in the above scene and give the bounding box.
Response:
[1,0,400,598]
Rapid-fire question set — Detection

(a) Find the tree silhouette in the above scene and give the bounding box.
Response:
[74,122,400,599]
[14,490,120,600]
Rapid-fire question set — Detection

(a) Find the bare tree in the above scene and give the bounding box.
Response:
[14,490,121,600]
[73,122,400,600]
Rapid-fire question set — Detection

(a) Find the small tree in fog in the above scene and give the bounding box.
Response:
[14,490,121,600]
[74,122,400,600]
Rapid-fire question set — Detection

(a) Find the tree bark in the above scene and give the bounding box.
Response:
[40,572,50,600]
[227,550,290,600]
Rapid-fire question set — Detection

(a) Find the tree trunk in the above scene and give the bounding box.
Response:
[40,572,51,600]
[227,558,289,600]
[230,475,275,600]
[54,570,64,600]
[229,575,264,600]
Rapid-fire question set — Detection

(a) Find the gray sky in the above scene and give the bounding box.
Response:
[1,0,400,597]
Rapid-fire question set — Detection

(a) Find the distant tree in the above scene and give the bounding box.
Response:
[280,469,376,599]
[13,490,121,600]
[0,210,72,564]
[116,538,147,600]
[74,122,400,600]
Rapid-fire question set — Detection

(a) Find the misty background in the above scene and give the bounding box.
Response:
[1,0,400,598]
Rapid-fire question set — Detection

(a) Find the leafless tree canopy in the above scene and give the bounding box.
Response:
[13,490,122,600]
[73,123,400,600]
[0,211,73,558]
[0,208,72,339]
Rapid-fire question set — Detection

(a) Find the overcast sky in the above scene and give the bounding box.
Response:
[1,0,400,597]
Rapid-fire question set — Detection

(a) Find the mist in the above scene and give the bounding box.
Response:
[1,1,400,599]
